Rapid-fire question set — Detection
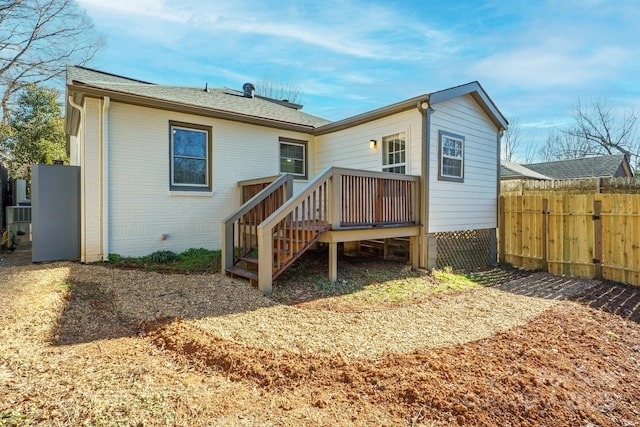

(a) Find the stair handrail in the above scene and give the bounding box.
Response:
[257,167,334,294]
[221,174,293,273]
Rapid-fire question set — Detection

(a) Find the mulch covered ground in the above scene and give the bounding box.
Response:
[1,255,640,426]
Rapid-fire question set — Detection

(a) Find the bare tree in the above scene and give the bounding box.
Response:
[255,78,303,105]
[0,0,103,122]
[501,117,522,162]
[501,117,537,163]
[539,130,596,162]
[566,99,639,166]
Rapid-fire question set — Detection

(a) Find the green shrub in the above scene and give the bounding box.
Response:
[108,253,123,263]
[145,250,178,264]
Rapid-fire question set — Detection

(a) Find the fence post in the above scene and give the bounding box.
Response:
[541,198,548,272]
[593,199,603,280]
[498,196,506,264]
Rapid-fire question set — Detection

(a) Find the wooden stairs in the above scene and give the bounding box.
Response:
[222,167,420,295]
[227,220,328,284]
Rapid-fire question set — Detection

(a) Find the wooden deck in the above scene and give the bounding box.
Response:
[222,167,421,295]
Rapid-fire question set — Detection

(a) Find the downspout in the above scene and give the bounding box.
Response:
[496,128,504,200]
[495,127,505,265]
[102,96,110,261]
[68,95,86,262]
[417,98,431,268]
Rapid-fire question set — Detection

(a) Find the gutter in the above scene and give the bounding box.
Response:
[68,95,86,262]
[102,96,110,261]
[417,97,431,268]
[497,128,504,215]
[67,95,84,167]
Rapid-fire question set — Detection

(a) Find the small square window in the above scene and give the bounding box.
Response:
[279,138,307,179]
[438,130,464,182]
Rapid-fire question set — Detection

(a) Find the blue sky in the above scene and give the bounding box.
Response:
[76,0,640,161]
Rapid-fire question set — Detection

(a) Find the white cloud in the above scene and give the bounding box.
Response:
[471,44,629,89]
[78,0,190,23]
[80,0,452,62]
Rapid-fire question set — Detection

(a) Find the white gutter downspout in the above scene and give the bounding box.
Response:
[496,128,505,199]
[102,96,110,261]
[496,127,505,265]
[68,95,86,262]
[417,98,431,268]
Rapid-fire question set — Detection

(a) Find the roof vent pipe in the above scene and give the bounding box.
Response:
[242,83,255,98]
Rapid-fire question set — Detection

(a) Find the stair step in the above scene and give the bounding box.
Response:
[238,255,258,264]
[274,236,307,244]
[227,266,258,281]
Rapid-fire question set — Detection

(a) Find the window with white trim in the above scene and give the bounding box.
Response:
[382,132,406,174]
[170,121,211,190]
[438,130,464,182]
[279,138,307,179]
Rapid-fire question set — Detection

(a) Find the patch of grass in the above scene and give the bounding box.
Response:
[432,266,482,290]
[274,253,487,308]
[107,248,221,274]
[346,268,481,306]
[0,409,31,426]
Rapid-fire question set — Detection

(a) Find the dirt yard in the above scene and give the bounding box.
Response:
[1,254,640,426]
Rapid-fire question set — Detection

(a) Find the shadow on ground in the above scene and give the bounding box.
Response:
[484,271,640,324]
[0,241,32,267]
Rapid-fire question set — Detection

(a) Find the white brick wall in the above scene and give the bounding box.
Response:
[80,99,314,258]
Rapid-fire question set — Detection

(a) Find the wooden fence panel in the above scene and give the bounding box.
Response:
[501,194,544,270]
[500,188,640,287]
[599,193,640,285]
[546,194,593,278]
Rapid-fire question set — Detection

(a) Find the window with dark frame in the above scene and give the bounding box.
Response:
[170,121,211,190]
[438,130,464,182]
[382,132,406,174]
[279,138,307,179]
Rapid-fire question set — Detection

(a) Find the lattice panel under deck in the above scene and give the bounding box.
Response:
[435,229,494,270]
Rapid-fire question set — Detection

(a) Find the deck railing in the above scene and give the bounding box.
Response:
[221,174,293,274]
[256,167,419,294]
[335,168,419,227]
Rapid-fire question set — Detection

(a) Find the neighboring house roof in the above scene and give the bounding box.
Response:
[525,155,633,179]
[500,161,551,180]
[66,66,509,136]
[501,155,633,180]
[66,66,331,133]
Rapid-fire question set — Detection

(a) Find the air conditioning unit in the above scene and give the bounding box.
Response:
[6,206,31,224]
[5,206,32,247]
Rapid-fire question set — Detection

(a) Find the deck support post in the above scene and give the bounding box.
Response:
[328,242,338,282]
[410,235,420,270]
[257,225,273,295]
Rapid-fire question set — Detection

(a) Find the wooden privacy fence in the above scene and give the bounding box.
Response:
[499,178,640,287]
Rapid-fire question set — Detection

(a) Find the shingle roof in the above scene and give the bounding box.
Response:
[500,161,551,180]
[67,66,331,128]
[524,155,630,179]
